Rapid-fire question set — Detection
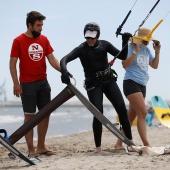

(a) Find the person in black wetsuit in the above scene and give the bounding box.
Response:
[60,22,133,153]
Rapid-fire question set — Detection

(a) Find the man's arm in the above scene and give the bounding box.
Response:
[47,53,61,72]
[118,33,132,60]
[59,47,80,84]
[9,57,22,97]
[108,33,132,61]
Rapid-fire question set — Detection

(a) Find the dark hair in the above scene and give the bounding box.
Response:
[26,11,46,28]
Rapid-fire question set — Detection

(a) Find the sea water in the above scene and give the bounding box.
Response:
[0,105,116,142]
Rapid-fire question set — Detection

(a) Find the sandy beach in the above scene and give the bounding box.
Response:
[0,117,170,170]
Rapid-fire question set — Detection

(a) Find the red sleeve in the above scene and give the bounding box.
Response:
[10,39,20,57]
[45,37,54,56]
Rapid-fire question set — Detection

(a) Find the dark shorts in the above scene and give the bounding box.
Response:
[20,79,51,115]
[123,79,146,97]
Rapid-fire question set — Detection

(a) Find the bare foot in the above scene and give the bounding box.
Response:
[28,151,39,158]
[144,144,151,147]
[114,145,124,149]
[114,139,124,149]
[28,149,36,156]
[113,142,123,149]
[36,147,48,154]
[36,150,56,156]
[94,147,101,153]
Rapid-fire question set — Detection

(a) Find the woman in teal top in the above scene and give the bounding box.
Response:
[114,27,161,148]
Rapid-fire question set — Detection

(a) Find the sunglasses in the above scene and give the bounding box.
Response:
[85,37,96,40]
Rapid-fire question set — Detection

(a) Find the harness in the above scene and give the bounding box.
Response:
[84,66,118,91]
[95,66,118,81]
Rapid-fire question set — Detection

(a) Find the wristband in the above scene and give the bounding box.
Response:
[155,52,160,55]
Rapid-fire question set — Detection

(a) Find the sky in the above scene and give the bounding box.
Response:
[1,0,170,104]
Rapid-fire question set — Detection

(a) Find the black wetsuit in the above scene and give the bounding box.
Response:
[60,40,132,147]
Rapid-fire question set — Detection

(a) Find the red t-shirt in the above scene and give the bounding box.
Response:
[10,33,54,82]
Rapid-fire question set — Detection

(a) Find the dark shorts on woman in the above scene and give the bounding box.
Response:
[123,79,146,97]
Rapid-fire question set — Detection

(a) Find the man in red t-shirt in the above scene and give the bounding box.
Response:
[10,11,60,157]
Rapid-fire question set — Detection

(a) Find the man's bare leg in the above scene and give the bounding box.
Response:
[36,115,50,153]
[24,114,35,155]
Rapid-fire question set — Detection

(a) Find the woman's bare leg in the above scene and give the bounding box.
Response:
[114,104,137,148]
[127,92,150,146]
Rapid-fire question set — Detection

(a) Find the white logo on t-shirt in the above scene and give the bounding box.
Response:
[137,55,149,71]
[28,43,43,61]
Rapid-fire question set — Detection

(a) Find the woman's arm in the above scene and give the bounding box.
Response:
[149,42,161,69]
[122,42,141,69]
